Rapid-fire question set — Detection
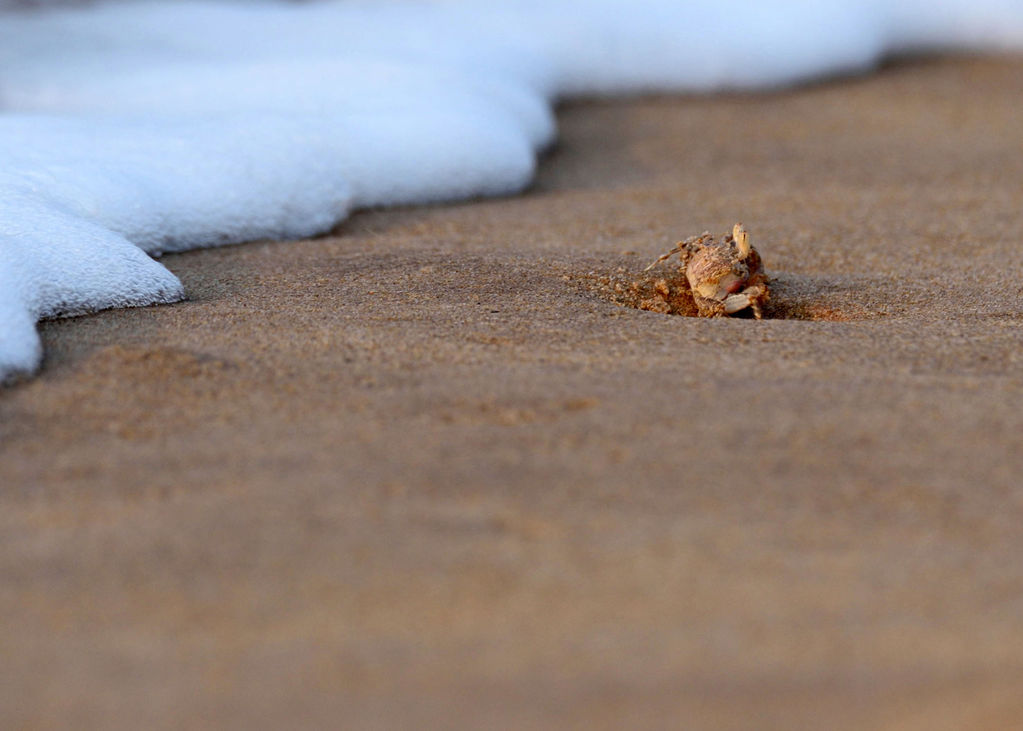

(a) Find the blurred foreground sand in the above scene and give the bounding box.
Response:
[3,56,1023,729]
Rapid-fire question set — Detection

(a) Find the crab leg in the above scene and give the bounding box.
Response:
[644,243,684,271]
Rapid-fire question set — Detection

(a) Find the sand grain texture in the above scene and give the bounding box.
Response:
[3,57,1023,729]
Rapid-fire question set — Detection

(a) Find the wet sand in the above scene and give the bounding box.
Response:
[3,56,1023,729]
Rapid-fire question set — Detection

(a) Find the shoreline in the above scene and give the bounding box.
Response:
[3,56,1023,728]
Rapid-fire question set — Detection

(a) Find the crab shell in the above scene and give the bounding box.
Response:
[685,227,768,317]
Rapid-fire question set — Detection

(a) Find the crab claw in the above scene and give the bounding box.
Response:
[723,292,753,314]
[723,285,766,318]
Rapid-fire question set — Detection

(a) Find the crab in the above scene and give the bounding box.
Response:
[645,223,769,318]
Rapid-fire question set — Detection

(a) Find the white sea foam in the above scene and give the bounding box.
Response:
[1,0,1022,380]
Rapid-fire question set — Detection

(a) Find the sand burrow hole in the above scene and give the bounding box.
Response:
[574,259,871,322]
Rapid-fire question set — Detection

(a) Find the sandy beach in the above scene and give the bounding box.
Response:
[3,55,1023,729]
